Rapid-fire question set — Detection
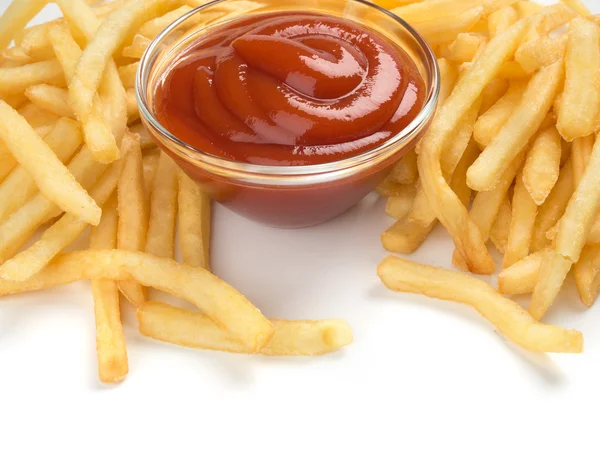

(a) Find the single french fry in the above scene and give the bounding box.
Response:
[555,134,600,262]
[480,78,509,114]
[385,183,417,220]
[473,81,527,148]
[389,150,417,185]
[571,134,594,186]
[0,60,65,94]
[378,255,583,353]
[467,60,564,192]
[557,18,600,142]
[2,46,32,65]
[0,100,100,225]
[122,34,152,59]
[0,146,109,264]
[444,33,487,63]
[498,247,550,295]
[488,6,519,37]
[20,26,58,62]
[0,118,82,223]
[437,58,458,106]
[515,34,567,73]
[126,89,139,123]
[0,136,133,281]
[489,198,512,254]
[411,8,484,46]
[145,153,178,259]
[17,102,60,128]
[0,0,49,53]
[143,149,160,196]
[574,245,600,307]
[530,250,573,320]
[118,62,138,90]
[522,126,562,206]
[88,196,128,383]
[25,84,73,118]
[382,217,436,254]
[139,301,351,356]
[178,170,211,269]
[0,250,274,351]
[417,20,527,275]
[496,61,529,79]
[503,171,537,268]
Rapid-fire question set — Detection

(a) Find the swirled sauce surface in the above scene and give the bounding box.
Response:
[154,12,426,166]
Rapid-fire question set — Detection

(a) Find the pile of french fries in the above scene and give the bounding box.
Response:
[378,0,600,354]
[0,0,353,383]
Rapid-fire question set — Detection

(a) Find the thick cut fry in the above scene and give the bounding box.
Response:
[0,250,274,351]
[437,58,458,106]
[25,85,73,118]
[0,0,49,53]
[178,170,211,269]
[139,5,193,39]
[571,134,594,186]
[444,33,487,63]
[0,101,100,225]
[0,60,65,94]
[389,150,417,185]
[530,251,573,320]
[522,126,562,205]
[122,34,152,59]
[385,183,417,220]
[503,172,537,268]
[531,160,574,252]
[574,245,600,307]
[391,0,518,23]
[490,198,512,253]
[0,118,81,223]
[557,18,600,142]
[556,135,600,262]
[498,247,550,295]
[2,46,32,65]
[417,20,527,275]
[468,60,564,192]
[68,0,178,125]
[20,26,58,62]
[145,153,178,259]
[118,62,138,90]
[473,81,527,148]
[378,255,583,353]
[411,8,484,46]
[139,301,351,356]
[0,137,131,281]
[117,141,148,306]
[515,34,567,73]
[89,197,128,383]
[18,102,60,128]
[48,24,81,82]
[382,217,436,254]
[480,78,509,114]
[143,150,160,196]
[496,61,528,79]
[0,147,108,264]
[488,6,518,37]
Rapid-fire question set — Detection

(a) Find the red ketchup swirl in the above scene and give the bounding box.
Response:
[154,12,426,166]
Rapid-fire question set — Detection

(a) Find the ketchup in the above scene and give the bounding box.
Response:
[154,12,426,166]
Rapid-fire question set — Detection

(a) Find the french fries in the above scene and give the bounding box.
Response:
[89,197,128,383]
[488,6,518,37]
[557,18,600,142]
[0,0,49,52]
[489,198,512,253]
[138,301,352,356]
[178,170,211,269]
[522,126,562,205]
[411,7,484,45]
[0,60,65,94]
[25,84,73,118]
[378,256,583,353]
[503,171,537,268]
[385,183,417,220]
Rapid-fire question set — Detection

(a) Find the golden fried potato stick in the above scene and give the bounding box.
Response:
[557,18,600,142]
[126,89,139,123]
[139,301,352,356]
[467,60,564,192]
[0,60,65,94]
[444,33,487,63]
[417,20,527,274]
[382,218,436,254]
[473,81,527,148]
[498,248,550,295]
[143,149,160,197]
[571,134,594,186]
[118,62,138,90]
[522,126,562,205]
[378,255,583,353]
[0,100,100,225]
[25,85,73,118]
[530,250,572,320]
[385,183,417,220]
[122,34,152,59]
[178,170,211,270]
[489,197,512,253]
[480,78,509,114]
[411,7,484,46]
[389,150,417,185]
[574,245,600,307]
[488,6,518,37]
[0,134,134,281]
[89,197,128,383]
[0,250,274,351]
[437,58,458,108]
[17,102,60,128]
[0,0,49,53]
[515,34,567,74]
[515,0,542,17]
[391,0,518,23]
[68,0,178,126]
[0,118,81,223]
[129,123,154,149]
[145,153,178,259]
[503,171,537,268]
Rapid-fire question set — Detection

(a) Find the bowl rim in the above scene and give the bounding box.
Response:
[136,0,440,177]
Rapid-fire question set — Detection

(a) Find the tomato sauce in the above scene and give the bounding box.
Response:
[154,12,426,166]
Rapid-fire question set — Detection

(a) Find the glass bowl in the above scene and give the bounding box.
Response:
[136,0,439,228]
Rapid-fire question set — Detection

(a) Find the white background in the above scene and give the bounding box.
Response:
[0,1,598,449]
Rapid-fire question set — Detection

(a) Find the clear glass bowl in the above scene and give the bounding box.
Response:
[137,0,439,228]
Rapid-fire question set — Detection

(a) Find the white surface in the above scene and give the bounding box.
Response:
[1,1,598,449]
